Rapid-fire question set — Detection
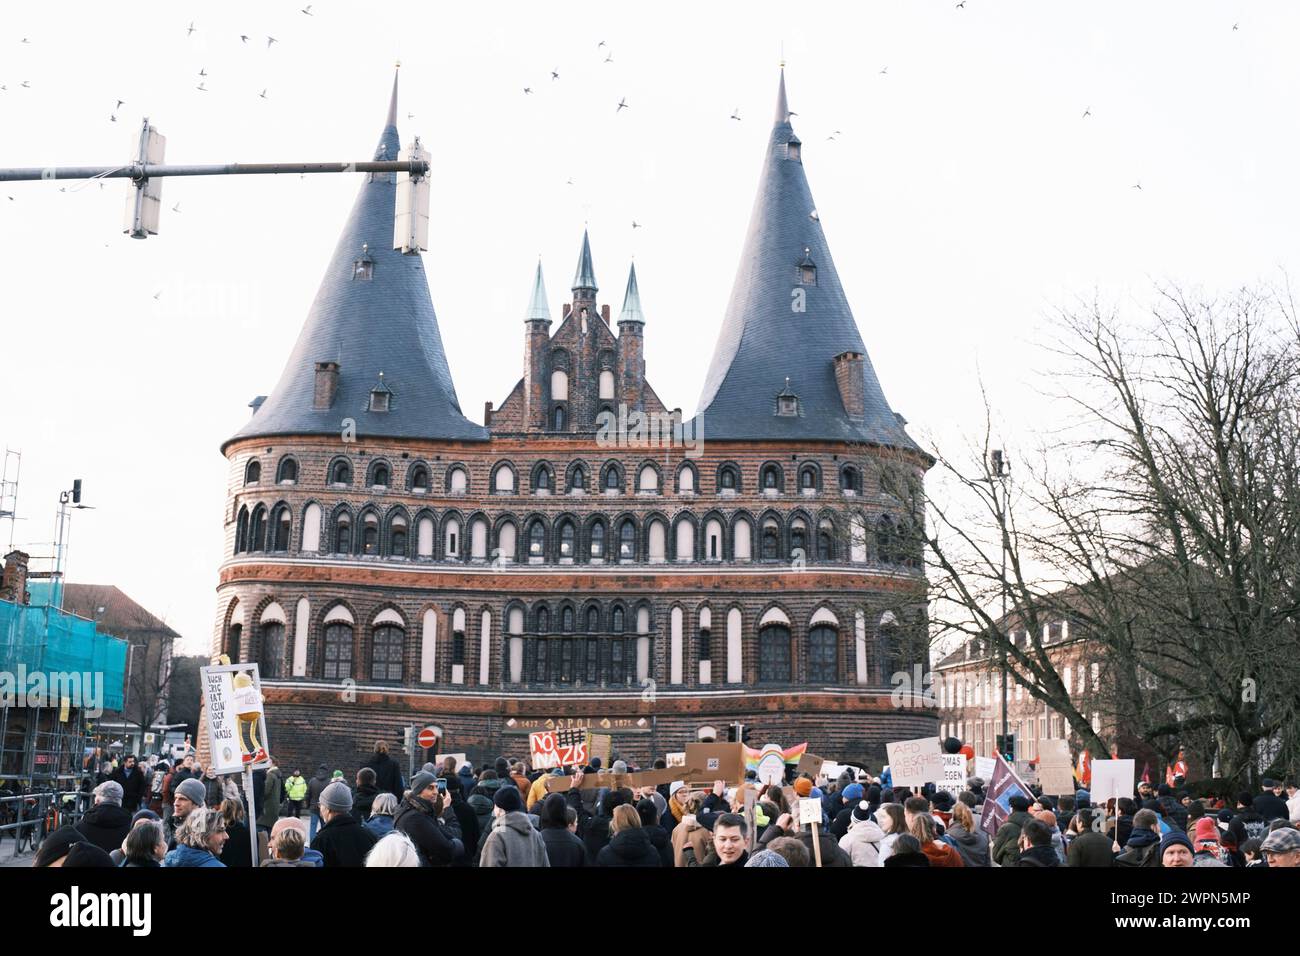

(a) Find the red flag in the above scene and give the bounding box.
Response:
[1140,761,1151,784]
[1075,749,1091,789]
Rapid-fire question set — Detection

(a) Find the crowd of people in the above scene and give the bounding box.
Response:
[28,740,1300,869]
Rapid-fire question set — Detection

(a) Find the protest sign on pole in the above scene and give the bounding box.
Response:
[1089,759,1135,807]
[885,736,944,788]
[665,752,686,768]
[974,756,997,782]
[200,663,271,775]
[938,754,966,798]
[1038,739,1075,795]
[799,797,822,825]
[528,728,588,770]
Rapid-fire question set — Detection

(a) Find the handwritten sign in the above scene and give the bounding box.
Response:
[1038,739,1075,795]
[885,736,944,788]
[529,728,589,770]
[799,798,823,825]
[201,663,271,775]
[1089,759,1135,807]
[938,754,967,798]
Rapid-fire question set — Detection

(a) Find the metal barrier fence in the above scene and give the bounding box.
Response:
[0,787,85,858]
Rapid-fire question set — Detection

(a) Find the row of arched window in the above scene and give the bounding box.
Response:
[232,501,924,568]
[226,598,918,690]
[242,454,893,499]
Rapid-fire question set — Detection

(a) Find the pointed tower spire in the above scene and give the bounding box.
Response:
[525,260,551,322]
[386,62,399,129]
[618,262,645,324]
[692,67,914,449]
[224,72,486,450]
[571,229,598,295]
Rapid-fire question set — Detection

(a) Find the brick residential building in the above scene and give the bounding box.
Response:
[205,69,936,774]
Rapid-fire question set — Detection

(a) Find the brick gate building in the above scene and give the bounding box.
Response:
[207,69,935,774]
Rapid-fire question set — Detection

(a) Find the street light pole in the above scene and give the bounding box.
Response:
[990,450,1011,760]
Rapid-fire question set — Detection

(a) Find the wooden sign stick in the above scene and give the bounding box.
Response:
[810,819,823,867]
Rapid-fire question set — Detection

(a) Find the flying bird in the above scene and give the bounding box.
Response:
[109,114,116,122]
[604,53,614,63]
[551,69,560,80]
[240,35,249,43]
[153,290,162,300]
[523,86,533,94]
[172,203,181,213]
[616,97,628,111]
[199,67,207,77]
[632,221,641,229]
[20,80,30,88]
[116,98,125,109]
[196,81,208,92]
[1233,23,1239,30]
[956,1,966,7]
[187,22,196,36]
[730,108,741,121]
[301,4,313,14]
[259,89,268,99]
[597,40,606,48]
[879,66,888,74]
[267,36,278,48]
[21,37,30,43]
[1131,181,1142,190]
[566,178,574,185]
[1082,106,1091,118]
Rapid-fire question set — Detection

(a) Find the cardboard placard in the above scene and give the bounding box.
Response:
[1038,739,1075,795]
[201,663,271,775]
[685,742,746,785]
[529,728,589,770]
[885,736,944,788]
[543,765,700,793]
[434,752,467,771]
[665,752,686,767]
[1089,759,1135,807]
[938,754,967,798]
[799,797,822,825]
[588,732,613,766]
[796,752,825,779]
[974,756,997,782]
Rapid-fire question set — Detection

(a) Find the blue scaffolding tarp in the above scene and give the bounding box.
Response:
[0,596,128,711]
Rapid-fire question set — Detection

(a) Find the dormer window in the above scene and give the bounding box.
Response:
[787,134,801,162]
[797,247,816,285]
[353,243,374,281]
[776,378,800,417]
[369,372,392,412]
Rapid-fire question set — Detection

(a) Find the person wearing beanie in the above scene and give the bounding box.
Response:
[310,780,377,867]
[992,794,1034,867]
[306,763,332,842]
[744,848,790,867]
[793,777,813,798]
[63,842,116,867]
[1075,788,1091,810]
[479,781,549,867]
[538,791,588,867]
[395,772,461,867]
[1159,830,1195,867]
[74,780,132,854]
[1191,816,1227,867]
[168,776,208,849]
[838,800,886,866]
[33,826,88,867]
[829,782,866,839]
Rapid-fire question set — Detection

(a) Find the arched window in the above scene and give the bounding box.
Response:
[536,606,550,633]
[410,464,430,492]
[244,460,261,484]
[558,520,575,559]
[817,519,835,561]
[533,464,552,494]
[790,519,807,561]
[492,464,515,494]
[609,638,626,684]
[841,465,860,495]
[674,519,695,562]
[569,464,587,493]
[235,506,250,553]
[562,606,575,632]
[612,606,626,632]
[808,625,839,682]
[277,457,298,484]
[497,520,517,562]
[619,520,636,560]
[371,624,404,682]
[528,521,545,559]
[876,515,895,564]
[389,515,408,557]
[361,513,380,555]
[551,369,569,401]
[761,463,782,491]
[334,513,352,553]
[586,606,600,632]
[226,622,242,662]
[330,459,351,486]
[718,464,739,492]
[447,466,468,494]
[260,622,284,679]
[604,464,621,492]
[677,464,697,494]
[638,464,659,492]
[761,519,780,560]
[759,625,792,683]
[322,623,353,680]
[443,517,461,558]
[799,465,817,492]
[553,406,566,431]
[733,517,752,561]
[271,505,291,552]
[248,505,268,552]
[705,518,724,560]
[589,521,606,559]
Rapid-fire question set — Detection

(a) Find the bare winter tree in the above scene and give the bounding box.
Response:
[115,599,177,751]
[916,283,1300,786]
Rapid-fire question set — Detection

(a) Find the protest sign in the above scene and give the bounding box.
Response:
[665,752,686,767]
[974,756,996,782]
[796,752,825,779]
[588,732,613,766]
[201,663,271,775]
[1089,759,1135,807]
[980,753,1037,839]
[1038,739,1075,795]
[434,752,467,771]
[685,742,746,785]
[529,727,588,770]
[938,754,967,798]
[799,797,822,825]
[886,736,944,788]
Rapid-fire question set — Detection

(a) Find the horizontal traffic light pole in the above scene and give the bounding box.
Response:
[0,160,431,182]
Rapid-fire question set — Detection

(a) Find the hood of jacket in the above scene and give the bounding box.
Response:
[945,825,985,849]
[1017,844,1060,867]
[312,766,329,781]
[82,803,131,828]
[467,793,494,814]
[1126,827,1160,849]
[497,810,536,836]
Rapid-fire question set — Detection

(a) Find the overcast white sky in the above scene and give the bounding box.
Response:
[2,1,1297,655]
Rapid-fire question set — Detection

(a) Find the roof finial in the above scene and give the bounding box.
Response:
[775,64,790,125]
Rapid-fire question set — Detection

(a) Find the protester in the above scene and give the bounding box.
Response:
[262,826,312,867]
[944,800,990,867]
[168,777,207,849]
[992,795,1033,866]
[352,767,380,824]
[875,803,907,864]
[258,761,284,833]
[1255,779,1290,822]
[686,812,750,867]
[912,811,964,867]
[109,754,147,813]
[1066,808,1113,867]
[636,797,674,867]
[271,817,323,867]
[595,803,662,866]
[364,792,399,838]
[1015,819,1061,867]
[163,808,228,867]
[442,774,480,864]
[479,784,550,867]
[365,831,422,867]
[364,740,405,800]
[395,771,461,867]
[1259,826,1300,867]
[765,835,812,867]
[883,833,930,867]
[539,792,587,867]
[1116,809,1163,867]
[670,792,712,866]
[758,809,851,866]
[75,781,132,854]
[838,800,885,866]
[1159,831,1196,868]
[218,797,267,867]
[311,780,379,867]
[120,819,167,867]
[306,763,331,841]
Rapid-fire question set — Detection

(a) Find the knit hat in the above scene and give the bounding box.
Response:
[1261,827,1300,854]
[794,778,813,797]
[174,777,207,806]
[1032,809,1057,828]
[409,771,437,797]
[744,849,790,867]
[331,770,344,780]
[668,780,685,796]
[131,809,161,824]
[852,800,872,823]
[64,842,115,867]
[494,785,523,813]
[611,760,628,774]
[421,762,438,774]
[94,780,124,805]
[1193,817,1219,848]
[33,826,86,867]
[589,757,602,770]
[842,783,864,803]
[931,791,954,812]
[967,776,985,790]
[1159,831,1194,859]
[321,780,353,812]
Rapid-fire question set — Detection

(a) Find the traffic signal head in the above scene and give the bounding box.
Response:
[72,479,82,504]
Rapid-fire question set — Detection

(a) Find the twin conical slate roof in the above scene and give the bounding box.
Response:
[225,70,487,449]
[618,262,645,324]
[571,229,598,293]
[694,68,915,449]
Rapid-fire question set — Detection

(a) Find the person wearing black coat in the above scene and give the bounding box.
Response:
[442,776,480,864]
[636,798,673,868]
[539,793,587,867]
[394,773,462,867]
[110,756,148,813]
[311,782,379,867]
[352,768,380,825]
[363,741,405,800]
[75,784,132,854]
[583,788,630,863]
[595,807,663,867]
